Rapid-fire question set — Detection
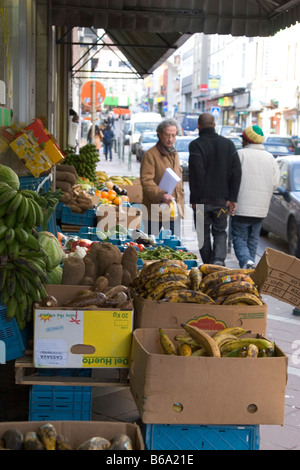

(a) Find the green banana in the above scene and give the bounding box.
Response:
[25,198,37,227]
[0,225,7,239]
[1,284,10,306]
[0,187,17,206]
[19,189,39,200]
[5,211,17,228]
[0,239,7,255]
[5,269,16,296]
[5,227,15,245]
[220,337,275,355]
[24,233,41,251]
[14,227,29,244]
[0,201,10,218]
[29,198,44,227]
[6,295,18,321]
[15,270,30,294]
[7,239,19,260]
[16,195,29,224]
[0,268,8,291]
[6,192,23,215]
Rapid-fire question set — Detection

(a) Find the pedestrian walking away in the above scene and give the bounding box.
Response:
[230,125,280,269]
[103,124,114,161]
[188,112,242,266]
[140,118,185,237]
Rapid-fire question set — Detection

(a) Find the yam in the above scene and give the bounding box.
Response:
[121,268,132,286]
[97,242,122,276]
[122,245,138,281]
[56,171,77,185]
[62,257,85,285]
[57,164,78,178]
[82,254,98,282]
[59,191,72,203]
[67,204,82,213]
[105,263,123,287]
[56,180,73,192]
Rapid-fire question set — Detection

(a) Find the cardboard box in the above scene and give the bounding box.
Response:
[9,132,53,177]
[131,290,267,335]
[119,178,143,203]
[96,204,142,231]
[129,328,288,425]
[252,247,300,307]
[34,285,133,369]
[0,421,144,450]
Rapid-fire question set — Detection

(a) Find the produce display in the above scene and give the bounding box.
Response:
[96,171,135,187]
[0,166,63,329]
[137,244,197,260]
[0,423,133,450]
[62,242,138,290]
[159,324,276,358]
[62,144,100,183]
[131,260,263,305]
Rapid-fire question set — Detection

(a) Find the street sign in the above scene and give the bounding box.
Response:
[81,80,106,111]
[211,106,220,116]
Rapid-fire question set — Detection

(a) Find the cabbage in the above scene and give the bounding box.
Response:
[46,265,63,284]
[38,231,63,271]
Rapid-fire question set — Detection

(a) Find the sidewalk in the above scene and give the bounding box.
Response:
[92,144,300,450]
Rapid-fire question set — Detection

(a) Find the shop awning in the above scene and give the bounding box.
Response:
[49,0,300,78]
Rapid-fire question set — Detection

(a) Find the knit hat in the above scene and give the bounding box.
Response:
[242,125,264,144]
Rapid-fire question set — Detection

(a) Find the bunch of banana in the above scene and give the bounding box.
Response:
[96,171,109,184]
[109,175,133,185]
[0,182,50,330]
[198,264,263,305]
[131,259,216,303]
[173,325,275,358]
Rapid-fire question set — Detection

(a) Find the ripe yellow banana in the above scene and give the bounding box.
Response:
[174,334,200,348]
[191,348,207,356]
[159,328,177,355]
[181,323,221,357]
[213,327,250,338]
[178,343,192,356]
[213,333,240,349]
[247,344,259,358]
[220,337,274,355]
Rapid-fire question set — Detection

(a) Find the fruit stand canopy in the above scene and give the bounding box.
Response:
[50,0,300,78]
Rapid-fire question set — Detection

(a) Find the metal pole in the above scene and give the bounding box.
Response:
[91,81,96,142]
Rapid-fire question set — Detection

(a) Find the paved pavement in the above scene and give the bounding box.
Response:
[91,143,300,450]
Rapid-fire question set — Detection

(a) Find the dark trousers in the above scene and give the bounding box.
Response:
[194,203,229,265]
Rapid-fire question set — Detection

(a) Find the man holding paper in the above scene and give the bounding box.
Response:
[140,118,184,236]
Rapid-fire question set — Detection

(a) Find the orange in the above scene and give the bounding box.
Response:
[113,196,122,206]
[101,191,109,198]
[94,190,101,197]
[107,190,117,201]
[121,195,129,202]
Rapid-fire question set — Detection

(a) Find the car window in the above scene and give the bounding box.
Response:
[291,165,300,191]
[142,134,157,143]
[266,136,294,146]
[277,161,289,189]
[265,144,288,153]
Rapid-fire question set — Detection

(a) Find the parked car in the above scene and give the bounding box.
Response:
[135,131,158,161]
[227,134,243,149]
[179,114,199,135]
[261,156,300,255]
[263,142,295,158]
[175,135,195,180]
[264,135,295,153]
[215,125,242,137]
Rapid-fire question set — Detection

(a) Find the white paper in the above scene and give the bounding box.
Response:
[158,168,181,194]
[35,339,68,366]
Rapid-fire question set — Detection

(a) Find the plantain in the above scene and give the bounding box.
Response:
[222,292,263,306]
[164,289,215,304]
[191,347,207,356]
[204,273,256,297]
[16,194,29,224]
[211,281,260,299]
[220,337,275,355]
[159,328,177,355]
[5,227,15,245]
[6,294,18,321]
[14,226,29,244]
[145,272,190,292]
[0,187,17,206]
[213,333,240,349]
[38,423,57,451]
[189,266,202,290]
[247,344,259,358]
[199,268,255,292]
[181,323,221,357]
[0,225,7,239]
[174,333,200,348]
[213,327,250,338]
[199,263,228,275]
[25,197,37,227]
[29,198,44,227]
[0,268,8,291]
[178,343,192,356]
[7,239,19,260]
[147,280,189,300]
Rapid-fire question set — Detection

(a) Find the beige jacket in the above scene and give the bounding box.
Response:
[140,144,185,221]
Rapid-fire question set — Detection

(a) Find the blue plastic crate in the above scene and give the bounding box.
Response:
[0,303,28,362]
[143,424,260,451]
[29,385,92,421]
[19,174,51,192]
[61,205,96,226]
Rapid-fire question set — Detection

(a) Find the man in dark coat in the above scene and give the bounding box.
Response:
[189,113,241,266]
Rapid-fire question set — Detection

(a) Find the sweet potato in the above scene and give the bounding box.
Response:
[93,276,109,292]
[62,257,85,285]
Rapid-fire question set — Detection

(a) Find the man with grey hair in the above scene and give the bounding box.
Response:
[140,117,184,236]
